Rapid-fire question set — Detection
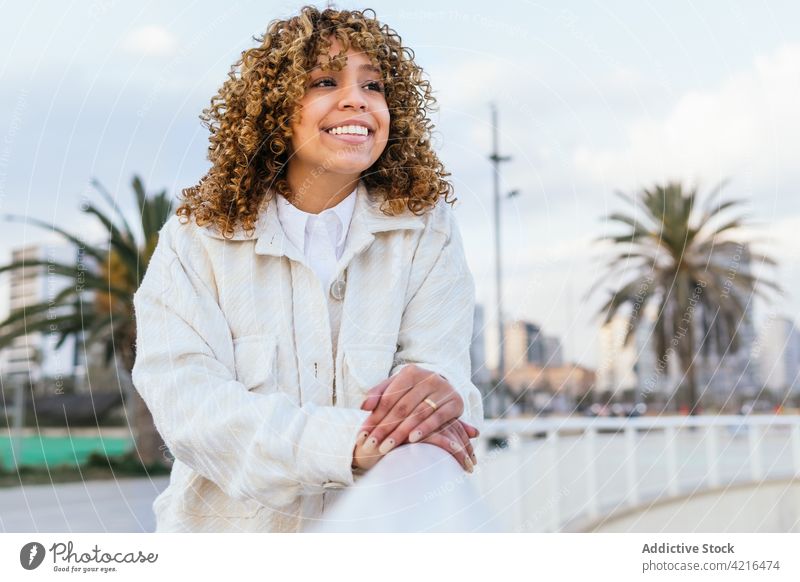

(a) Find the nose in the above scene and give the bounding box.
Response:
[337,79,367,110]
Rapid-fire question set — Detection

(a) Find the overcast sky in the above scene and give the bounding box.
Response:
[2,0,799,369]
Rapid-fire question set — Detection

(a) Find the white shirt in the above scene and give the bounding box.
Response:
[275,187,357,290]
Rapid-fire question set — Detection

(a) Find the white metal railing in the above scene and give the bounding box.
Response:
[475,414,800,532]
[304,414,800,532]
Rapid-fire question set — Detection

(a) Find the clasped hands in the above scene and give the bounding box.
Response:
[352,364,479,473]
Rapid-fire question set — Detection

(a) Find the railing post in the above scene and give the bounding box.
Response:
[748,422,763,481]
[624,425,639,507]
[584,427,599,521]
[507,431,525,532]
[705,423,720,488]
[545,429,560,532]
[664,425,679,496]
[792,423,800,478]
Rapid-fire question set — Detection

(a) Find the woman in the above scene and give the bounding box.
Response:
[132,5,484,533]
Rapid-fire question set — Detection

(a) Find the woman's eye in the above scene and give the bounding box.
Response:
[311,78,335,88]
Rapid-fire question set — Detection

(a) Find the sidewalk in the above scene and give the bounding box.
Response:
[0,477,169,532]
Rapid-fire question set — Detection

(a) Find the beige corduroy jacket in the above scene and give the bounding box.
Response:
[131,179,484,532]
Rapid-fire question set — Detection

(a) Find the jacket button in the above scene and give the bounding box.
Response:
[330,277,346,301]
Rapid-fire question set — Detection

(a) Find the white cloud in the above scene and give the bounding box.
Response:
[574,43,800,192]
[762,217,800,259]
[121,25,178,57]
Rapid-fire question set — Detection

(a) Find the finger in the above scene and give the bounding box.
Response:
[361,375,418,452]
[453,420,476,465]
[448,423,475,472]
[371,373,416,417]
[375,389,441,455]
[407,395,461,444]
[352,428,369,462]
[360,376,394,411]
[367,382,436,455]
[459,420,480,439]
[360,376,409,433]
[355,422,370,443]
[363,369,442,440]
[354,442,383,469]
[420,428,472,472]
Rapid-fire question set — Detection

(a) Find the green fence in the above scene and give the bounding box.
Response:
[0,435,134,471]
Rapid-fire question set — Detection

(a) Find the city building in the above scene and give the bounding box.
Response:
[757,315,800,398]
[0,243,87,396]
[542,335,563,367]
[504,320,542,370]
[503,319,563,371]
[504,363,596,414]
[596,312,642,397]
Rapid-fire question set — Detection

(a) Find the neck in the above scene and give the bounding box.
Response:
[285,164,359,214]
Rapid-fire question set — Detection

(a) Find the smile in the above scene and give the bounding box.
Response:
[322,128,372,145]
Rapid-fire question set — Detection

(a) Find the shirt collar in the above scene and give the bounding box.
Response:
[198,179,425,263]
[327,187,356,246]
[275,186,356,254]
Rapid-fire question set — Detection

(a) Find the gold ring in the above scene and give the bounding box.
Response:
[424,397,438,411]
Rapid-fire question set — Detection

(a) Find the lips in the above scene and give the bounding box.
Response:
[322,130,371,145]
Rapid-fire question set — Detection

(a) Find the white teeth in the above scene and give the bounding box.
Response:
[327,125,369,136]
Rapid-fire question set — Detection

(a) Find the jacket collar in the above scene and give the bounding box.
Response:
[198,179,425,263]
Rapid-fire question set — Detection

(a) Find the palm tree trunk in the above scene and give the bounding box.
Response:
[683,323,699,415]
[131,391,168,466]
[121,345,169,468]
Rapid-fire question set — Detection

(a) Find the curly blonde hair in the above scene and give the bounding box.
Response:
[176,4,455,238]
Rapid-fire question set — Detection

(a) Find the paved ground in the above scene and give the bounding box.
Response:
[0,477,169,532]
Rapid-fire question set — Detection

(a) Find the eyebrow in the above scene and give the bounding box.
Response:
[357,64,382,74]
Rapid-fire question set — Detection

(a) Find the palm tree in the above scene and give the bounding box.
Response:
[587,181,781,414]
[0,175,173,466]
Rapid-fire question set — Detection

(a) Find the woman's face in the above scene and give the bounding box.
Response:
[288,37,390,180]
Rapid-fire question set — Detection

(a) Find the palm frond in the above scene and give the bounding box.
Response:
[586,177,781,412]
[82,203,140,282]
[2,214,107,264]
[0,259,130,296]
[91,177,139,245]
[700,178,732,213]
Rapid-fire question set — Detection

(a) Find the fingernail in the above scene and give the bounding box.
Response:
[471,453,478,465]
[465,457,474,473]
[358,431,369,442]
[449,440,459,451]
[378,438,395,455]
[409,430,422,443]
[363,437,378,452]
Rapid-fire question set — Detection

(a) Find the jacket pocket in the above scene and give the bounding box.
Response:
[232,334,278,394]
[343,345,398,401]
[181,473,262,518]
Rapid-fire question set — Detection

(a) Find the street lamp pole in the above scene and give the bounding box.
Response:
[488,103,511,413]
